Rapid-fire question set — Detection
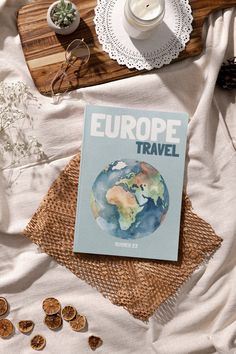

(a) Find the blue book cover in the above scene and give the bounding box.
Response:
[74,104,188,261]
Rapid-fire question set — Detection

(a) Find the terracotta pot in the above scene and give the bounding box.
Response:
[47,1,80,35]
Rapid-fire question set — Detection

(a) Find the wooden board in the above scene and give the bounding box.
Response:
[17,0,236,96]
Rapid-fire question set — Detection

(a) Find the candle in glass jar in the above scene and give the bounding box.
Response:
[123,0,165,40]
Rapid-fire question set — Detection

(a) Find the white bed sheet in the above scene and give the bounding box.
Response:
[0,1,235,353]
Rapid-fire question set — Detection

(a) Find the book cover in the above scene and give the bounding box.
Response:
[74,104,188,261]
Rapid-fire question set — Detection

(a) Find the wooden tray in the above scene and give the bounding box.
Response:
[17,0,236,96]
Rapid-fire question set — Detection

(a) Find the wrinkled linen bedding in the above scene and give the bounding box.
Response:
[0,1,235,353]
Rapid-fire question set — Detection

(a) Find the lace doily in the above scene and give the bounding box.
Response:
[94,0,193,70]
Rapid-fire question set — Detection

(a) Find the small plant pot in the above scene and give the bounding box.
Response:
[47,1,80,35]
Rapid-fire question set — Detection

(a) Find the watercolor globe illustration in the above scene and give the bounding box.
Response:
[90,159,169,240]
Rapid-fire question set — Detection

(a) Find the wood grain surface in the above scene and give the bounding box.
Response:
[17,0,236,96]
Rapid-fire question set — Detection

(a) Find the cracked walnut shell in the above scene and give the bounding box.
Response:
[31,335,46,351]
[0,319,14,338]
[88,335,103,351]
[42,298,61,315]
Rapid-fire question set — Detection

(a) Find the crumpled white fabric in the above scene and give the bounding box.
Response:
[0,1,235,353]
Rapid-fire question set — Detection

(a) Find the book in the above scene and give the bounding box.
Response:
[73,104,188,261]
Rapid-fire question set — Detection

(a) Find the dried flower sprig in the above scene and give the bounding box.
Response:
[0,82,46,184]
[217,57,236,90]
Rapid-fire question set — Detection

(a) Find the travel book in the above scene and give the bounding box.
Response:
[74,105,188,261]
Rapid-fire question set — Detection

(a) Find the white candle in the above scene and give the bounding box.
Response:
[123,0,165,40]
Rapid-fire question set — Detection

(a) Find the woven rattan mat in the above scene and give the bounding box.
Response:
[24,153,222,321]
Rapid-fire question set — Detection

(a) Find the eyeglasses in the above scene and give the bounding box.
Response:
[50,39,90,103]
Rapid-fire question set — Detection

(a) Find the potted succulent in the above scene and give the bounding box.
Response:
[47,0,80,35]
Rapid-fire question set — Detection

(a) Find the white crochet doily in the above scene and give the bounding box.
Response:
[94,0,193,70]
